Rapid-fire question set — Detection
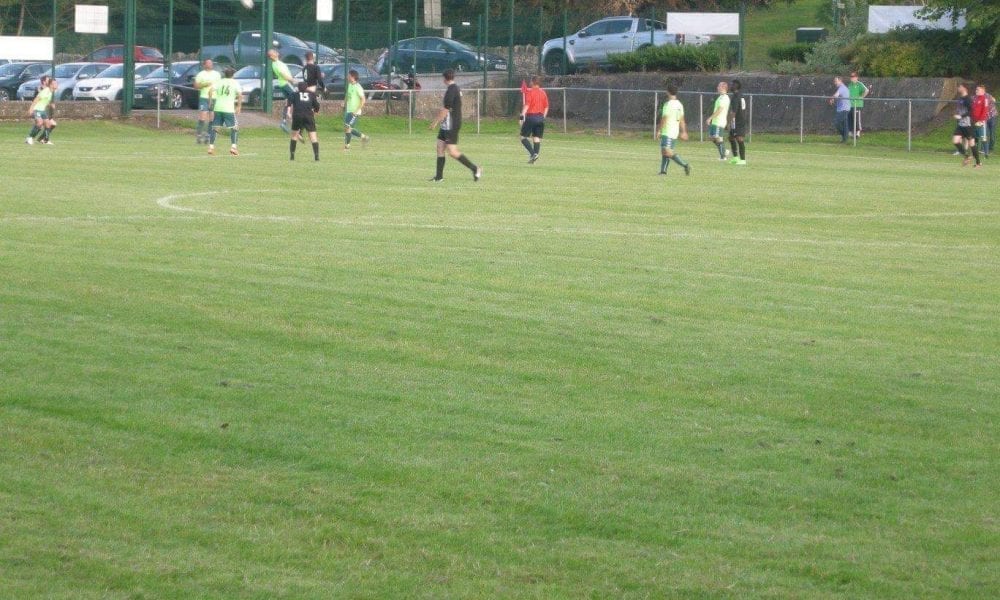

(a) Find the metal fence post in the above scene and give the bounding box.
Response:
[653,91,659,138]
[800,96,804,143]
[698,93,704,142]
[748,94,753,143]
[907,100,912,152]
[562,87,567,134]
[408,89,413,135]
[476,88,481,134]
[607,89,612,136]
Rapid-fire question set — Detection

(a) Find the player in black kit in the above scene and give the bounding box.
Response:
[428,69,482,182]
[288,81,321,161]
[302,51,325,93]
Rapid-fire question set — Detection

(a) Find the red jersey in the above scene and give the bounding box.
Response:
[523,86,549,115]
[970,94,990,123]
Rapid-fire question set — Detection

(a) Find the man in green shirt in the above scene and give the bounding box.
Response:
[207,67,242,157]
[847,71,869,139]
[657,84,690,176]
[705,80,730,161]
[343,69,370,150]
[194,58,221,144]
[268,48,297,133]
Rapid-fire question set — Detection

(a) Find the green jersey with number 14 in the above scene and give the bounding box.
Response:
[212,78,240,113]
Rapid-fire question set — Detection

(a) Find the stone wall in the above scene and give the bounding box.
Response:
[0,100,123,122]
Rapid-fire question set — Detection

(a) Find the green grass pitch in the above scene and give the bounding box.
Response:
[1,118,997,598]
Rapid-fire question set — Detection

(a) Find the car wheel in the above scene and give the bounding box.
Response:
[60,89,73,101]
[543,51,567,75]
[115,90,123,100]
[0,89,10,102]
[170,89,184,109]
[452,60,472,72]
[248,90,261,107]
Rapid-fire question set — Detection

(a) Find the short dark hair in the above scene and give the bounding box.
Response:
[666,84,678,96]
[223,66,235,78]
[731,79,742,91]
[348,69,359,80]
[443,68,455,81]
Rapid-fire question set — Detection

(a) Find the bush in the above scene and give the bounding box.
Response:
[767,43,813,64]
[608,42,737,73]
[844,28,994,76]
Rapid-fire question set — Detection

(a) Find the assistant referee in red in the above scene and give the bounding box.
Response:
[519,76,549,164]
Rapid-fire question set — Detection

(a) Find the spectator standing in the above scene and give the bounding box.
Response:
[847,71,870,138]
[971,84,990,161]
[830,76,851,143]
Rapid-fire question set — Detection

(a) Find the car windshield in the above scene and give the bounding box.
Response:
[447,40,476,53]
[234,65,260,79]
[0,63,27,76]
[143,47,164,59]
[97,64,125,78]
[53,64,82,78]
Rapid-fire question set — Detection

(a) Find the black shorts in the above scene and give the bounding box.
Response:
[438,127,459,145]
[520,115,545,138]
[292,115,316,133]
[954,125,975,140]
[729,123,746,138]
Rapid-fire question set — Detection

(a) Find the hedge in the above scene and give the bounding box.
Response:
[767,43,813,64]
[607,42,737,73]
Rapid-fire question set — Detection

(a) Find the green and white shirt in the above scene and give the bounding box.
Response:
[660,99,684,139]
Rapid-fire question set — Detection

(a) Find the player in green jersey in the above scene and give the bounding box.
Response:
[343,69,371,150]
[26,79,53,145]
[705,81,730,161]
[268,48,298,133]
[657,84,690,176]
[194,59,221,144]
[207,67,242,156]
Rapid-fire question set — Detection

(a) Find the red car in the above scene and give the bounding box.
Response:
[82,45,164,64]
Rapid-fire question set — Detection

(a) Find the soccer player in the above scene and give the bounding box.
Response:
[25,76,53,145]
[519,75,548,164]
[830,76,851,143]
[343,69,370,151]
[206,67,242,157]
[728,79,748,165]
[268,48,298,133]
[38,77,60,144]
[971,84,991,159]
[847,71,869,138]
[288,81,320,161]
[193,58,221,144]
[953,83,980,168]
[428,69,482,183]
[302,51,324,93]
[705,80,730,161]
[657,84,690,176]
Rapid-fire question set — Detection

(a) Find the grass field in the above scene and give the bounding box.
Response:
[1,118,997,598]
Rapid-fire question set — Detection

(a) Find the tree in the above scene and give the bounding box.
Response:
[919,0,1000,59]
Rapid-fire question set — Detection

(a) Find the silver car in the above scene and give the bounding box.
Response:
[17,62,112,101]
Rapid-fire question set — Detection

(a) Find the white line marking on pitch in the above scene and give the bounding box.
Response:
[153,190,995,250]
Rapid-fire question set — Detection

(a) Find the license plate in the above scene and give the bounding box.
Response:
[134,94,142,99]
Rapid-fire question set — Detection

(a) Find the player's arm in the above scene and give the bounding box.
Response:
[357,87,366,113]
[861,82,870,98]
[311,94,320,113]
[679,111,688,141]
[542,92,549,119]
[706,104,723,125]
[234,89,242,114]
[27,96,39,115]
[430,106,449,129]
[656,115,666,139]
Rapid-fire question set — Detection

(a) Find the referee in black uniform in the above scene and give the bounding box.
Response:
[429,69,482,182]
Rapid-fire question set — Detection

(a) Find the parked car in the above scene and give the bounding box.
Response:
[233,63,304,106]
[17,62,112,101]
[541,16,687,74]
[0,62,50,101]
[201,31,336,67]
[375,37,507,74]
[300,40,342,63]
[81,44,164,64]
[132,61,219,109]
[318,62,381,99]
[72,62,160,101]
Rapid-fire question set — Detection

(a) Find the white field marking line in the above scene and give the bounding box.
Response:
[755,210,1000,220]
[0,215,200,223]
[156,190,994,251]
